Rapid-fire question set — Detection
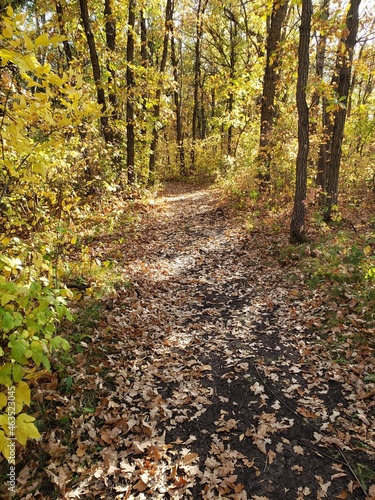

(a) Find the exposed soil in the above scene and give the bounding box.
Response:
[1,182,374,499]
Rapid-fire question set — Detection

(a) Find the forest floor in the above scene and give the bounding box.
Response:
[1,182,374,499]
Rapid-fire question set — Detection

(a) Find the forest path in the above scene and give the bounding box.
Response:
[17,182,373,499]
[98,182,370,499]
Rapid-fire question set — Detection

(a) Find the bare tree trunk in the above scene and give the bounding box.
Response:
[126,0,136,185]
[323,0,361,220]
[105,0,123,173]
[290,0,312,243]
[171,27,186,176]
[148,0,173,185]
[78,0,112,144]
[257,0,289,187]
[226,7,237,157]
[191,0,208,172]
[55,1,73,67]
[312,0,329,192]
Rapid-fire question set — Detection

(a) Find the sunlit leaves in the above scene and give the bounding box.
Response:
[15,413,41,446]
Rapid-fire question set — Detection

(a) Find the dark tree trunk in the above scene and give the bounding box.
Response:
[105,0,123,173]
[171,28,186,176]
[290,0,312,243]
[105,0,118,113]
[226,8,237,157]
[148,0,173,185]
[257,0,289,186]
[78,0,112,144]
[323,0,361,220]
[312,0,329,192]
[55,1,73,67]
[191,0,208,172]
[126,0,136,185]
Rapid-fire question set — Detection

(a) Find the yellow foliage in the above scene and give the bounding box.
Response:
[0,393,7,409]
[15,381,31,414]
[15,414,41,446]
[0,430,10,461]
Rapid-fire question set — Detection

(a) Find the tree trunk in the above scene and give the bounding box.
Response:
[171,27,186,176]
[323,0,361,220]
[257,0,289,186]
[105,0,123,173]
[191,0,208,172]
[55,1,73,67]
[148,0,173,185]
[290,0,312,243]
[78,0,112,144]
[312,0,329,192]
[126,0,136,185]
[226,8,237,157]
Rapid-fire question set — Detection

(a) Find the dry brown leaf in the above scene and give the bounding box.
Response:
[181,452,199,465]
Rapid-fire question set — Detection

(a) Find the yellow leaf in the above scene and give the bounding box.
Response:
[1,294,16,306]
[24,35,34,50]
[35,33,49,47]
[49,35,66,45]
[15,413,41,445]
[364,245,372,256]
[32,163,47,177]
[0,235,10,246]
[2,26,13,39]
[48,73,63,86]
[0,430,10,460]
[15,381,30,413]
[0,393,7,409]
[6,5,14,16]
[0,414,9,434]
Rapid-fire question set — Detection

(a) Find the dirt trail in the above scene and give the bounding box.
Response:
[6,183,373,499]
[104,183,371,499]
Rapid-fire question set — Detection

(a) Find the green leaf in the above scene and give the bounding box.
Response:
[12,364,24,383]
[29,281,42,294]
[9,338,28,364]
[50,335,70,351]
[2,312,15,333]
[0,364,13,386]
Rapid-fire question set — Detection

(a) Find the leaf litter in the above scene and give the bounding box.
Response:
[1,182,374,499]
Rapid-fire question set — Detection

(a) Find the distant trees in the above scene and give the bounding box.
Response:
[0,0,373,218]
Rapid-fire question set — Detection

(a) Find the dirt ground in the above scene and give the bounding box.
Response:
[1,182,374,499]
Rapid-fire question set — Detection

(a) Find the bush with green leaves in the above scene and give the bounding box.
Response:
[0,241,72,460]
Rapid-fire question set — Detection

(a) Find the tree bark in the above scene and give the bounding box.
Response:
[257,0,289,187]
[312,0,329,192]
[105,0,123,173]
[191,0,208,172]
[226,7,237,157]
[55,1,73,67]
[126,0,136,185]
[171,26,186,176]
[290,0,312,243]
[323,0,361,220]
[148,0,173,185]
[78,0,112,144]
